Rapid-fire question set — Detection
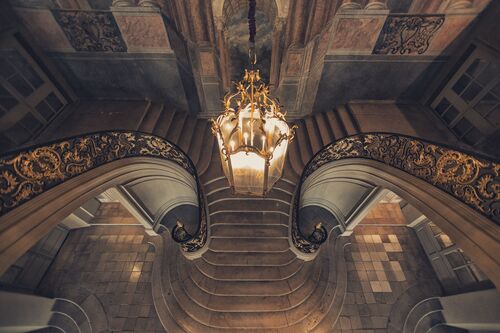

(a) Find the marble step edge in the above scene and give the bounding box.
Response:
[193,258,305,282]
[175,258,325,314]
[178,272,323,313]
[209,235,289,239]
[201,253,297,267]
[206,184,293,198]
[166,253,330,330]
[209,225,289,238]
[180,258,319,297]
[209,210,290,217]
[208,239,291,253]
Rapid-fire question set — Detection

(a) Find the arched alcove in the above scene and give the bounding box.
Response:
[301,159,500,287]
[0,157,203,274]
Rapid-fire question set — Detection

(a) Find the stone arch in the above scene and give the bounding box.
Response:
[292,133,500,287]
[0,132,207,274]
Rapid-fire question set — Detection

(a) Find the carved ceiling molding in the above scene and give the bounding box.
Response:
[0,131,206,252]
[292,133,500,253]
[52,10,127,52]
[373,15,445,55]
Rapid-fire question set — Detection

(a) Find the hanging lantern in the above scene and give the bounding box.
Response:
[211,0,296,196]
[211,69,296,196]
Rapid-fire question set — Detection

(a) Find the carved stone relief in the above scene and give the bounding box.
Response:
[52,10,127,52]
[373,15,445,55]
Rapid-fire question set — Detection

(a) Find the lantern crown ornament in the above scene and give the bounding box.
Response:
[211,0,296,196]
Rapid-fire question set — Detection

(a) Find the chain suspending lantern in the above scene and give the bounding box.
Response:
[211,0,296,196]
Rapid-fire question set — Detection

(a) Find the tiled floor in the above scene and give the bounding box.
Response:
[333,205,440,332]
[38,222,163,332]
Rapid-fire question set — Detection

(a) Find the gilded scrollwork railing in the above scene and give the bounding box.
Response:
[292,133,500,253]
[0,131,206,252]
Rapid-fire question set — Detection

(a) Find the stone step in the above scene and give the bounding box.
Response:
[209,198,290,215]
[181,276,291,312]
[181,259,297,296]
[273,179,297,194]
[171,255,293,330]
[210,224,288,238]
[209,311,289,329]
[337,104,360,135]
[314,112,334,146]
[282,155,301,182]
[209,211,289,225]
[304,116,322,155]
[177,116,197,153]
[195,258,303,281]
[202,250,296,267]
[138,102,164,133]
[152,107,175,138]
[207,187,292,205]
[325,108,345,139]
[296,120,314,167]
[204,176,230,194]
[287,136,306,176]
[188,120,208,166]
[48,312,79,333]
[284,270,330,328]
[199,143,225,182]
[197,135,216,177]
[209,237,290,253]
[166,112,188,144]
[184,258,318,295]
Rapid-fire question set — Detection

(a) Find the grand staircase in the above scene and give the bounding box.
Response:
[135,103,358,331]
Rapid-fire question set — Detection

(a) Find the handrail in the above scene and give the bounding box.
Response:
[0,131,207,252]
[292,132,500,253]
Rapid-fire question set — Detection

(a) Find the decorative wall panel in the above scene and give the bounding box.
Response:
[373,15,445,55]
[52,10,127,52]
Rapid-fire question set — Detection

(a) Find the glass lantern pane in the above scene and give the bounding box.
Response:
[230,151,265,195]
[268,140,288,189]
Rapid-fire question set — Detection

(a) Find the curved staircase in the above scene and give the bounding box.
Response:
[135,104,356,332]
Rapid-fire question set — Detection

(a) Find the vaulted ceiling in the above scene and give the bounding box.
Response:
[1,0,493,118]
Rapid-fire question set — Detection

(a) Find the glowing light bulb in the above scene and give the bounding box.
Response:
[261,135,266,150]
[230,141,235,151]
[243,132,249,145]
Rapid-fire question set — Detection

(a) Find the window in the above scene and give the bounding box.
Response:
[0,36,68,152]
[414,220,492,294]
[431,42,500,147]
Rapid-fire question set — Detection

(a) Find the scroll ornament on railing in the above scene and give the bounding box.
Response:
[0,131,207,252]
[292,133,500,253]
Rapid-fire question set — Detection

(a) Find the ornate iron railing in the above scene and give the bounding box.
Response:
[0,131,206,252]
[292,133,500,253]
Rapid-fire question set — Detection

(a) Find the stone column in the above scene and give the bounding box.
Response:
[338,0,363,10]
[364,0,388,10]
[270,18,286,90]
[215,17,230,90]
[287,0,308,47]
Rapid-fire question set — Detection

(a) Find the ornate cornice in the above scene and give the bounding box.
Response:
[292,133,500,253]
[0,131,206,252]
